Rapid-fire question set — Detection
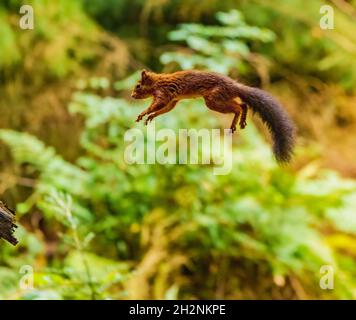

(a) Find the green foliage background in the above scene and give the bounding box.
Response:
[1,0,356,299]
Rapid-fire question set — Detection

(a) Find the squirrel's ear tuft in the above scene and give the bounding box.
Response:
[141,69,154,83]
[141,69,148,79]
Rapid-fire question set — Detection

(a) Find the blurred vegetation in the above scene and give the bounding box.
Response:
[1,0,356,299]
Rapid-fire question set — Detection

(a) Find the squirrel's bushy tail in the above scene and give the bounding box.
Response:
[234,84,296,162]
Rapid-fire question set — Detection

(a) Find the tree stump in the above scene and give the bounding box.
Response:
[0,201,18,245]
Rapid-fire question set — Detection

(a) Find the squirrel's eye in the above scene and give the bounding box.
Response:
[136,84,141,89]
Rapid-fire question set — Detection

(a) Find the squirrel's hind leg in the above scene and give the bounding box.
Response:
[230,112,240,133]
[228,100,248,133]
[239,103,248,129]
[204,93,247,133]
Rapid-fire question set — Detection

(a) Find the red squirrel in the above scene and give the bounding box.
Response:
[131,70,295,162]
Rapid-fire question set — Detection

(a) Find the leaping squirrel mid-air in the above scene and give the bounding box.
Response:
[131,70,296,162]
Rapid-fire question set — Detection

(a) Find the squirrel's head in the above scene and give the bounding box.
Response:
[131,69,156,99]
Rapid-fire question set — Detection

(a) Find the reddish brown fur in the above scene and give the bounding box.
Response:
[131,69,295,162]
[132,70,247,132]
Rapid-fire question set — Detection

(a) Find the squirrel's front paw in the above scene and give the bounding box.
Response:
[230,125,236,134]
[239,121,247,129]
[144,115,155,125]
[136,115,143,122]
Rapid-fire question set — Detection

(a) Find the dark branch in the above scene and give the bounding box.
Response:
[0,201,18,245]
